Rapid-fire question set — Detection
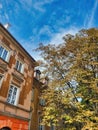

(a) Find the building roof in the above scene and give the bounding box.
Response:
[0,23,36,63]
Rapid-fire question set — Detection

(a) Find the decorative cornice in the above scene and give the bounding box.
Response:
[12,70,24,83]
[0,23,36,65]
[0,59,8,72]
[0,99,31,113]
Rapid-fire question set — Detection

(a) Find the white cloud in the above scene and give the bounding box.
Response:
[0,3,2,9]
[39,25,53,37]
[19,0,54,12]
[49,27,79,45]
[19,0,33,12]
[33,0,54,12]
[88,0,98,27]
[4,13,9,20]
[84,0,98,28]
[30,27,79,60]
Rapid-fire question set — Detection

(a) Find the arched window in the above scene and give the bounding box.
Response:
[0,127,11,130]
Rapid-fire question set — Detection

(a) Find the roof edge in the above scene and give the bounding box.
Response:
[0,23,36,63]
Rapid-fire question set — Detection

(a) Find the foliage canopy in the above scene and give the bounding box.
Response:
[36,28,98,130]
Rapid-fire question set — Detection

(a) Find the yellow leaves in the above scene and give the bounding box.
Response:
[83,110,93,117]
[36,28,98,129]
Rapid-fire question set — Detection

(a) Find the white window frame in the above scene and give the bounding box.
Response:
[0,44,11,62]
[7,84,20,105]
[15,60,24,73]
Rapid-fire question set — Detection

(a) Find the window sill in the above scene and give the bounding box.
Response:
[0,100,30,112]
[0,58,8,72]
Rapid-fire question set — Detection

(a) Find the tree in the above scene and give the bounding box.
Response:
[36,28,98,130]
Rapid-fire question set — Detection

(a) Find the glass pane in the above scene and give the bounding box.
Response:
[19,62,22,72]
[2,49,8,60]
[7,93,12,103]
[11,87,17,104]
[11,94,16,104]
[13,87,17,95]
[0,46,4,57]
[11,100,15,104]
[15,60,19,70]
[0,76,2,80]
[7,86,13,103]
[7,85,18,105]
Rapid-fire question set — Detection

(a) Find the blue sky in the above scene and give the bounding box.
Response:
[0,0,98,60]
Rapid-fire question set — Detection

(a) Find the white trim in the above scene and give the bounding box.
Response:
[21,63,24,73]
[0,44,11,62]
[15,60,24,74]
[7,84,20,105]
[14,86,20,105]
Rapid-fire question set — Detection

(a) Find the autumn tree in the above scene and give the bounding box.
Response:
[36,28,98,130]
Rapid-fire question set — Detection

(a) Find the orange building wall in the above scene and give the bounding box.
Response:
[0,25,35,111]
[30,79,40,130]
[0,24,36,130]
[0,115,28,130]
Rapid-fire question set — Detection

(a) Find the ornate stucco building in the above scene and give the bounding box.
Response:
[0,23,36,130]
[0,23,55,130]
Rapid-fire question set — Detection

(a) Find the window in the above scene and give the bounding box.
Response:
[39,118,44,130]
[51,125,55,130]
[7,85,20,105]
[15,60,24,73]
[50,120,55,130]
[39,125,44,130]
[39,99,45,106]
[0,45,10,62]
[0,74,3,89]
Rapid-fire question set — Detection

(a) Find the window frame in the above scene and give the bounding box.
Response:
[7,84,20,105]
[15,60,24,74]
[39,99,45,106]
[0,44,10,62]
[39,118,45,130]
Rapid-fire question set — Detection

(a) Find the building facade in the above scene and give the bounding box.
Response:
[0,23,36,130]
[30,70,53,130]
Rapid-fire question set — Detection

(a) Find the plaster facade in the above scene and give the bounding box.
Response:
[0,23,36,130]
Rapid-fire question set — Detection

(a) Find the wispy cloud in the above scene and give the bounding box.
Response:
[33,0,54,12]
[49,27,79,45]
[28,26,79,61]
[88,0,98,27]
[84,0,98,28]
[0,3,2,9]
[29,25,79,47]
[19,0,54,12]
[38,25,53,38]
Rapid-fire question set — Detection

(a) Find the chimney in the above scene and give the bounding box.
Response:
[34,69,41,80]
[4,23,11,29]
